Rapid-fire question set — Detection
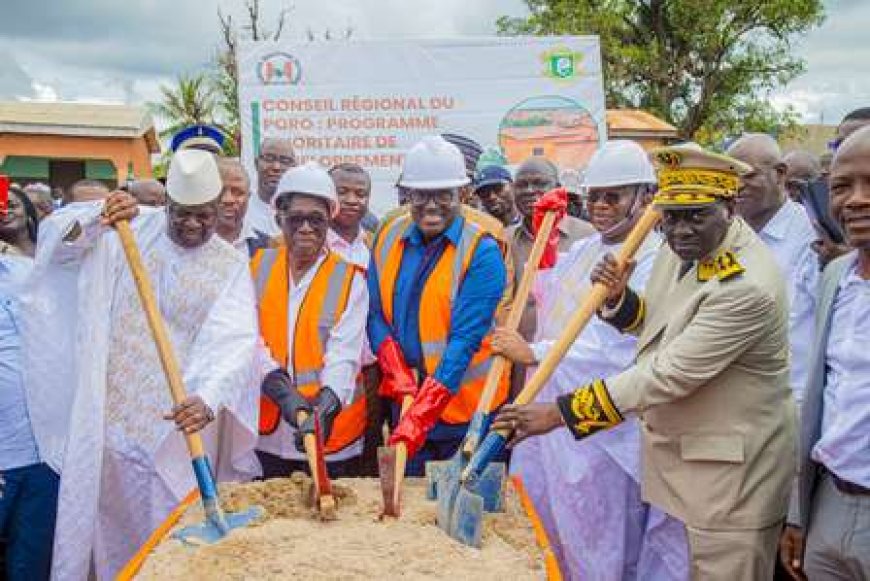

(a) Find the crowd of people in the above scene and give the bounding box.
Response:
[1,106,869,581]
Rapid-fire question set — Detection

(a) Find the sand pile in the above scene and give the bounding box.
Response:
[136,474,545,580]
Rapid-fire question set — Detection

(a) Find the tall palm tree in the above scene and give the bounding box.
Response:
[150,73,221,144]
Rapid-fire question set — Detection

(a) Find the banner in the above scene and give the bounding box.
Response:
[238,37,606,214]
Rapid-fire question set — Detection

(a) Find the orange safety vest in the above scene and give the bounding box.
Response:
[372,214,509,424]
[251,246,367,453]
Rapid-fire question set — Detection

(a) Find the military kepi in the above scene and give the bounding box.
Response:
[170,124,226,154]
[651,143,751,208]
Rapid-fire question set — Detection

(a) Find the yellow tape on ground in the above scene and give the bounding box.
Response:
[117,489,200,580]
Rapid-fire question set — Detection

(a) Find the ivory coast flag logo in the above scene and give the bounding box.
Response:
[257,52,302,85]
[540,47,584,82]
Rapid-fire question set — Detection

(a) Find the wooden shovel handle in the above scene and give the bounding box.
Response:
[509,206,661,411]
[296,410,323,493]
[115,220,205,459]
[392,395,414,502]
[474,210,558,417]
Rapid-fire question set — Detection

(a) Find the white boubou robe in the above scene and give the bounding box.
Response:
[23,203,261,580]
[511,232,689,581]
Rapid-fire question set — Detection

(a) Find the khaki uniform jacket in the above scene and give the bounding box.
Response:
[606,218,796,530]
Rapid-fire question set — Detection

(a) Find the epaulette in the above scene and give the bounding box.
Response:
[697,250,744,282]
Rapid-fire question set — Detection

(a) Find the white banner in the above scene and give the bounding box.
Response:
[238,36,606,215]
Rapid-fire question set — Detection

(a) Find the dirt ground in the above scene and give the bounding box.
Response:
[136,474,545,580]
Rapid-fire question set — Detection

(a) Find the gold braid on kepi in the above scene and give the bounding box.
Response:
[556,379,623,440]
[650,143,751,209]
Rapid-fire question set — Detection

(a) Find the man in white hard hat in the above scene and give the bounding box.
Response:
[367,136,508,474]
[22,149,261,579]
[253,161,369,479]
[491,140,688,579]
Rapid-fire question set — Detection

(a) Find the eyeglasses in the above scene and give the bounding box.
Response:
[408,189,457,206]
[586,190,626,206]
[281,212,329,231]
[259,153,296,166]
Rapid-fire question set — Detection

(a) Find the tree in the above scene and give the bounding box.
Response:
[497,0,825,143]
[214,0,352,152]
[150,72,221,143]
[215,0,291,154]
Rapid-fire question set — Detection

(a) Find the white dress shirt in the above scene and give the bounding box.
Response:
[257,251,369,462]
[812,263,870,488]
[327,228,376,366]
[244,193,281,238]
[231,221,258,255]
[327,228,371,269]
[759,199,819,406]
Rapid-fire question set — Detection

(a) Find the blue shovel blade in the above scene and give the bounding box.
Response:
[174,505,264,545]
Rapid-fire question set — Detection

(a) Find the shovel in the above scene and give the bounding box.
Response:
[297,409,337,520]
[378,394,414,517]
[446,206,662,547]
[428,209,558,527]
[115,220,263,545]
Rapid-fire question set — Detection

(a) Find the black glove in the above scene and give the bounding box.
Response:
[261,368,311,429]
[294,386,342,453]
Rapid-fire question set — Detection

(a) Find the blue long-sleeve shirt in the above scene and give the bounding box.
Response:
[368,216,506,437]
[0,255,40,471]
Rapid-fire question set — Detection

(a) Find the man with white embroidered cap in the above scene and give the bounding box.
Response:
[253,161,369,479]
[495,143,796,580]
[23,149,261,579]
[491,140,688,580]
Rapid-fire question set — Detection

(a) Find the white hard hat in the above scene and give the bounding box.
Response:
[165,149,222,205]
[399,135,470,190]
[272,161,338,216]
[583,140,657,189]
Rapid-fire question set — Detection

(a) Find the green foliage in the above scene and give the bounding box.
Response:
[148,72,237,160]
[149,73,220,142]
[497,0,824,142]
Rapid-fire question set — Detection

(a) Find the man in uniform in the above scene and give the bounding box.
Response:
[368,136,508,475]
[491,140,687,579]
[780,125,870,581]
[496,143,796,580]
[253,162,369,479]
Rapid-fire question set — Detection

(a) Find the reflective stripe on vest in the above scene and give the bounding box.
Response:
[372,215,509,424]
[251,247,367,453]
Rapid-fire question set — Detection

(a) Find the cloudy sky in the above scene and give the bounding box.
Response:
[0,0,866,126]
